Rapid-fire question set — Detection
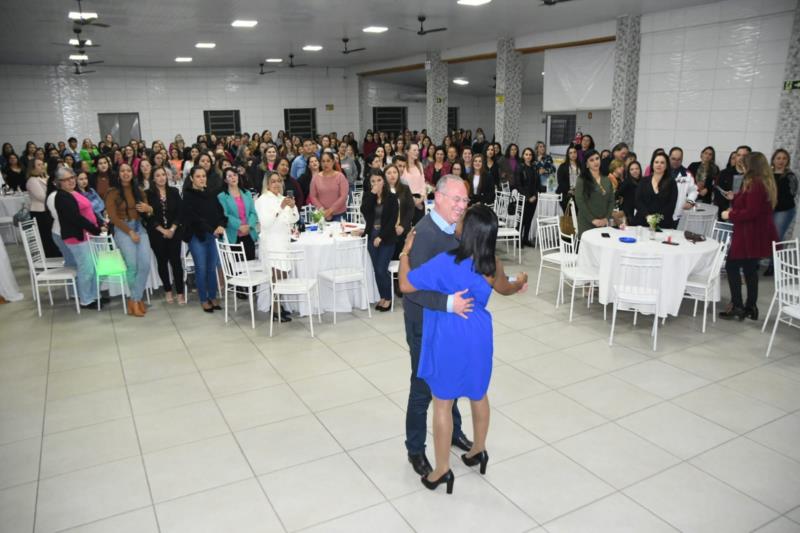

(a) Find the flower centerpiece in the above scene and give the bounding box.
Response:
[547,174,557,193]
[646,213,663,239]
[310,208,325,230]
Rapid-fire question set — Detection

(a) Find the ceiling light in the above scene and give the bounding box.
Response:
[302,45,323,51]
[69,38,92,46]
[175,57,192,63]
[68,11,97,20]
[363,26,388,33]
[231,19,258,28]
[69,54,88,61]
[265,58,283,63]
[453,78,469,86]
[195,42,216,48]
[541,71,545,75]
[457,0,492,5]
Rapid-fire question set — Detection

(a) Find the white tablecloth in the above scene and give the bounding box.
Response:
[577,227,719,317]
[257,229,378,316]
[0,237,23,301]
[0,194,27,243]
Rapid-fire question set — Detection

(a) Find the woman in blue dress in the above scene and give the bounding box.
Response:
[398,205,529,494]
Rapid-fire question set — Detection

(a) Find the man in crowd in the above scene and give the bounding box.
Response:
[290,138,317,179]
[600,142,629,175]
[669,146,698,224]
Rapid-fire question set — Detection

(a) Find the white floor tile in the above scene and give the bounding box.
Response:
[672,384,786,433]
[612,360,710,399]
[200,359,283,398]
[259,453,384,531]
[291,369,382,412]
[263,345,349,382]
[318,396,405,450]
[746,414,800,463]
[560,375,662,419]
[721,367,800,411]
[121,349,196,385]
[487,365,549,406]
[0,482,36,533]
[485,446,614,524]
[156,478,283,533]
[35,456,152,533]
[511,353,605,388]
[493,332,557,362]
[134,400,229,454]
[46,362,125,401]
[499,391,607,443]
[555,423,680,489]
[545,492,678,532]
[187,339,265,370]
[0,436,41,489]
[330,335,407,367]
[0,352,48,382]
[660,344,765,380]
[44,387,132,435]
[348,436,429,500]
[236,414,341,475]
[61,507,159,533]
[561,338,650,372]
[216,384,309,431]
[624,463,777,533]
[143,434,253,503]
[753,517,800,533]
[357,357,412,394]
[301,502,413,533]
[393,472,536,533]
[127,372,210,416]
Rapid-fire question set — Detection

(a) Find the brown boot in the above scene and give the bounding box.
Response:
[136,300,147,315]
[127,300,141,317]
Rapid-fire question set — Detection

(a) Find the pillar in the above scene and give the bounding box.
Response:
[494,38,523,147]
[609,14,641,147]
[426,51,448,144]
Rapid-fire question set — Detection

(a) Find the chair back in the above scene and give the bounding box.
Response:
[569,200,579,238]
[300,205,315,224]
[537,193,562,219]
[493,190,512,225]
[773,238,799,273]
[558,229,578,270]
[263,248,307,283]
[88,234,128,276]
[679,206,718,237]
[537,219,561,256]
[614,254,662,299]
[506,191,525,231]
[775,251,800,308]
[704,239,730,285]
[19,221,48,271]
[711,220,733,247]
[345,206,365,225]
[350,190,363,209]
[217,240,250,280]
[500,181,511,194]
[333,235,368,273]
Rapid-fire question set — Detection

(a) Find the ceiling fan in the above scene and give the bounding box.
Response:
[341,38,365,55]
[73,64,95,75]
[259,63,275,75]
[286,54,307,68]
[51,28,100,48]
[399,15,447,36]
[73,57,104,68]
[71,0,110,27]
[541,0,574,5]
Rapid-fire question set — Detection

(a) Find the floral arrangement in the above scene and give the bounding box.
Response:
[646,213,663,230]
[310,208,325,225]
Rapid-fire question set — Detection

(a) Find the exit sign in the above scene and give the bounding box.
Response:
[784,80,800,91]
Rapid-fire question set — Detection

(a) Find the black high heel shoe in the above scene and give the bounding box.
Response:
[461,450,489,475]
[744,306,759,321]
[719,306,746,321]
[421,469,454,494]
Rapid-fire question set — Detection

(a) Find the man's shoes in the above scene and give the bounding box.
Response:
[99,296,110,304]
[451,434,473,452]
[408,453,433,476]
[80,301,101,310]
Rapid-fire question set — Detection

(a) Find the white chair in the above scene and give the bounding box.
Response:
[497,191,525,264]
[345,206,365,225]
[682,239,729,333]
[88,234,129,313]
[18,219,65,301]
[217,240,269,329]
[20,222,79,317]
[535,219,568,295]
[492,190,512,227]
[351,190,363,210]
[181,241,195,303]
[556,230,599,322]
[765,255,800,357]
[388,259,399,312]
[536,193,562,221]
[0,216,17,244]
[220,231,265,275]
[317,235,371,324]
[300,205,315,225]
[678,205,718,237]
[762,239,800,333]
[568,200,579,241]
[608,254,663,352]
[264,248,321,337]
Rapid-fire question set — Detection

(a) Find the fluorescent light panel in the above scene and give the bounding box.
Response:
[175,57,192,62]
[457,0,492,5]
[68,11,97,20]
[195,42,215,48]
[362,26,388,33]
[453,78,469,85]
[69,38,92,46]
[265,58,283,63]
[302,45,323,51]
[69,54,88,61]
[231,19,257,27]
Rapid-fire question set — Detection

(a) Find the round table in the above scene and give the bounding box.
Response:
[577,227,719,317]
[0,237,23,302]
[257,228,378,316]
[0,194,28,244]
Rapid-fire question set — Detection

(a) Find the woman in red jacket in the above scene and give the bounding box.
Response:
[424,146,451,186]
[720,152,778,321]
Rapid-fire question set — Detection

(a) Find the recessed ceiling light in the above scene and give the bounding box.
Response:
[68,11,97,20]
[69,54,89,61]
[175,57,192,63]
[453,78,469,85]
[231,19,258,28]
[265,58,283,63]
[363,26,388,33]
[302,45,323,51]
[457,0,492,5]
[69,38,92,46]
[195,42,216,49]
[541,71,545,75]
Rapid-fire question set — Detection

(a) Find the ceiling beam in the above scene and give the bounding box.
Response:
[358,63,425,77]
[517,35,616,55]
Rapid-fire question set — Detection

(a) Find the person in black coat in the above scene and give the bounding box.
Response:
[468,153,496,206]
[618,160,643,224]
[556,145,581,211]
[361,169,399,312]
[146,166,185,304]
[517,147,543,246]
[632,154,678,229]
[712,145,751,216]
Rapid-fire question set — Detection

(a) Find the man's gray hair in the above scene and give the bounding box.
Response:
[55,166,75,180]
[435,174,465,193]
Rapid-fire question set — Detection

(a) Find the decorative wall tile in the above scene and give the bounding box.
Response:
[494,38,523,147]
[610,15,641,148]
[426,51,448,143]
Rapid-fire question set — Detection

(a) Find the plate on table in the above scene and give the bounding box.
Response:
[619,236,637,243]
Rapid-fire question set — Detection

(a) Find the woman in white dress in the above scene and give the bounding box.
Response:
[255,171,299,322]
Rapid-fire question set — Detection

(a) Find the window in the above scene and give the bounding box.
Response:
[372,107,407,135]
[548,114,577,146]
[284,108,317,140]
[447,107,459,132]
[203,110,241,136]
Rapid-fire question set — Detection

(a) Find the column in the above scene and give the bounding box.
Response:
[774,3,800,239]
[426,51,448,144]
[609,14,641,147]
[494,38,523,147]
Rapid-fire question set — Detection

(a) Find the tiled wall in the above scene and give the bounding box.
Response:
[634,0,796,167]
[0,64,360,150]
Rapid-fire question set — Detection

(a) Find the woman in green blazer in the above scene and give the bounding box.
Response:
[217,167,259,260]
[574,149,615,237]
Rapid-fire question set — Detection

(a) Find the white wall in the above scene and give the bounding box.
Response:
[0,64,360,150]
[634,0,795,167]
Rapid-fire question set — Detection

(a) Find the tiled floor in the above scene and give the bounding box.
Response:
[1,243,799,533]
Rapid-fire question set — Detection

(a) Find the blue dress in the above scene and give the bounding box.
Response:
[408,252,494,400]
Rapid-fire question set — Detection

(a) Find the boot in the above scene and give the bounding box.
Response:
[136,300,147,316]
[127,300,143,317]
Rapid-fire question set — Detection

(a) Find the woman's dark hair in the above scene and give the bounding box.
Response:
[319,151,335,166]
[2,143,14,157]
[578,149,601,198]
[449,204,497,277]
[275,157,291,176]
[624,161,643,182]
[771,148,791,169]
[580,134,595,151]
[521,147,535,165]
[648,148,666,174]
[650,153,669,178]
[111,162,145,205]
[433,146,446,161]
[223,167,239,191]
[700,146,716,167]
[367,169,389,204]
[504,143,520,161]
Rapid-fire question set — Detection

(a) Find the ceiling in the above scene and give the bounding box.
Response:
[370,53,547,96]
[1,0,718,69]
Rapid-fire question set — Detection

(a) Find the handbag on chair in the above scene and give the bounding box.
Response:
[559,199,575,236]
